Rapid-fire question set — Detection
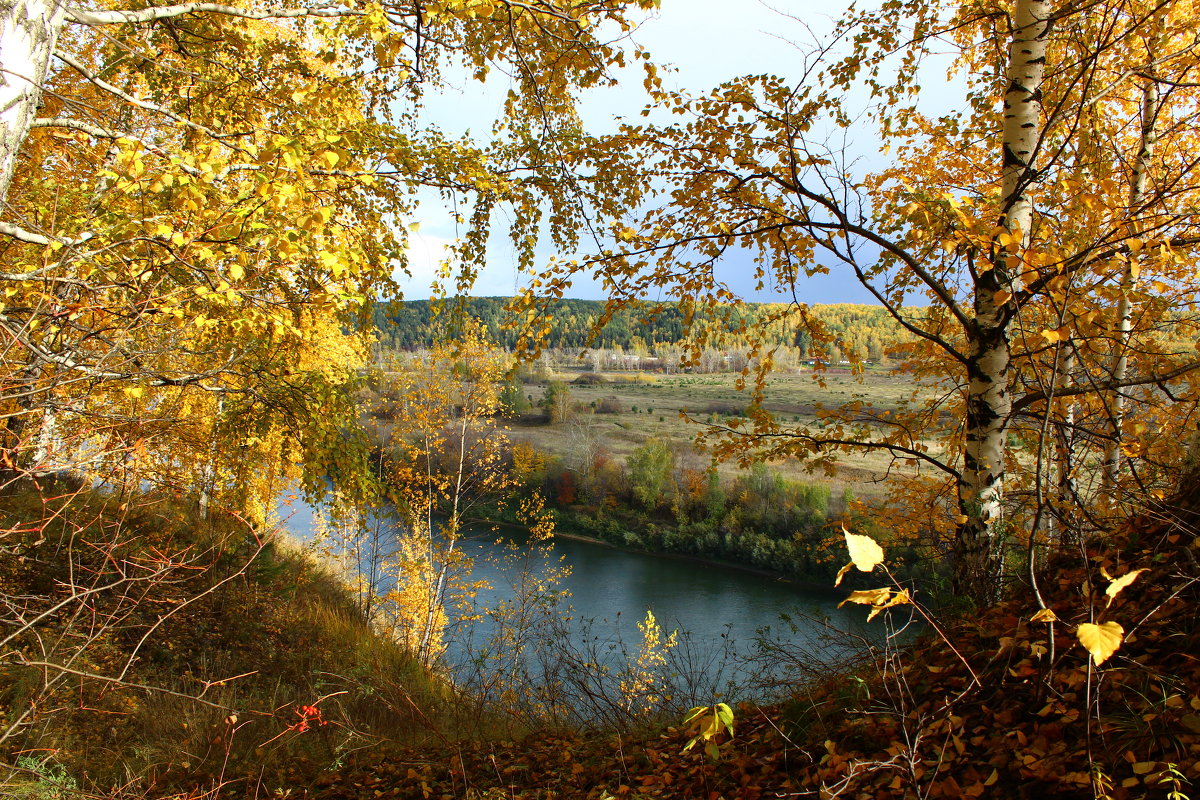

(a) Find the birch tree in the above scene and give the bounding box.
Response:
[0,0,655,497]
[527,0,1200,601]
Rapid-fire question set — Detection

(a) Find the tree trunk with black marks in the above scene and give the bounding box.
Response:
[1103,61,1160,493]
[954,0,1050,602]
[0,0,65,204]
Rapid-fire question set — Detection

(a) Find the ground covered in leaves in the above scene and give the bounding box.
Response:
[280,489,1200,800]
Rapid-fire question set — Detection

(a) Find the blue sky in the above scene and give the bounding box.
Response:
[395,0,891,305]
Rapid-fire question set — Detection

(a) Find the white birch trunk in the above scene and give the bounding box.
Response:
[1102,70,1159,492]
[198,398,224,519]
[1053,339,1077,541]
[0,0,65,203]
[956,0,1050,597]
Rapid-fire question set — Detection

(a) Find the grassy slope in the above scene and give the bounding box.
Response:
[0,487,454,798]
[6,466,1195,799]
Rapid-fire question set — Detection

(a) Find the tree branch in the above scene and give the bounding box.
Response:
[65,2,363,26]
[54,51,242,142]
[1011,359,1200,413]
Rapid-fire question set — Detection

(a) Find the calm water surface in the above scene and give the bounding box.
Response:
[278,496,876,688]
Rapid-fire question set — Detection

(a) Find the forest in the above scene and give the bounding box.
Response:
[1,0,1199,798]
[373,297,911,362]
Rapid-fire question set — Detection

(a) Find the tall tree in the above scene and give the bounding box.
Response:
[0,0,655,776]
[531,0,1200,600]
[0,0,655,501]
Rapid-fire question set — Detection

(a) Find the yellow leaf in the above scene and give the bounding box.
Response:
[839,587,893,608]
[229,263,245,281]
[992,289,1012,307]
[1040,328,1064,343]
[843,526,884,572]
[1126,238,1143,253]
[1104,568,1146,607]
[1077,621,1124,666]
[124,386,145,398]
[1030,608,1058,623]
[834,563,853,587]
[318,250,345,276]
[866,587,911,621]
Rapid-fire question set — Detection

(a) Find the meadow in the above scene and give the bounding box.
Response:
[505,365,938,504]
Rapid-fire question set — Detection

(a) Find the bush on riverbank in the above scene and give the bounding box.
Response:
[302,467,1200,800]
[529,449,851,582]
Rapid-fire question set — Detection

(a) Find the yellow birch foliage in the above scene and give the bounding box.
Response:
[2,0,659,519]
[378,324,535,664]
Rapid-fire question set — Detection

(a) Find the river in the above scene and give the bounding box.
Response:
[278,496,882,706]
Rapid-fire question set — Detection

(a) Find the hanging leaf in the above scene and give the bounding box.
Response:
[843,526,884,572]
[838,587,911,621]
[1104,568,1146,607]
[1077,621,1124,666]
[839,587,893,608]
[1030,608,1058,623]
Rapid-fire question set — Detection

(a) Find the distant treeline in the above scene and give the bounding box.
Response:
[373,298,917,362]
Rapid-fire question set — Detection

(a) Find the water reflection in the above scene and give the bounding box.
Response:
[277,494,889,703]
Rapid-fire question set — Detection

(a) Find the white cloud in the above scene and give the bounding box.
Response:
[391,231,455,299]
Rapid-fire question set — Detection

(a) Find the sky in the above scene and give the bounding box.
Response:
[394,0,886,305]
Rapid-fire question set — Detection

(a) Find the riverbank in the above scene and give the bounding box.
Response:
[470,512,847,599]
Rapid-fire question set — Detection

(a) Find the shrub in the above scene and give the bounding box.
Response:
[704,401,744,416]
[596,396,623,414]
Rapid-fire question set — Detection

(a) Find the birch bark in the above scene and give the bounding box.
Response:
[1102,65,1160,493]
[0,0,65,203]
[955,0,1050,597]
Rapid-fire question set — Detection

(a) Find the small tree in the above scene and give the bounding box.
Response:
[627,438,676,511]
[379,330,538,665]
[541,381,575,424]
[499,379,532,416]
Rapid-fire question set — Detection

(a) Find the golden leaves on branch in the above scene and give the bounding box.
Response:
[839,586,913,621]
[833,527,912,620]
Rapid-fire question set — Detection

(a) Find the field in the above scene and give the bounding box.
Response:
[506,367,940,503]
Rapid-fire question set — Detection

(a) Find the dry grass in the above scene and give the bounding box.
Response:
[507,368,939,502]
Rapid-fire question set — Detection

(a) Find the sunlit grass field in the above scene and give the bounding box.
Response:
[506,367,940,503]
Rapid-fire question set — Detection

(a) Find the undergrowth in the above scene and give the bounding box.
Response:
[0,485,457,797]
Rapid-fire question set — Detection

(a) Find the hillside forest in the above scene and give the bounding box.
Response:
[2,0,1200,798]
